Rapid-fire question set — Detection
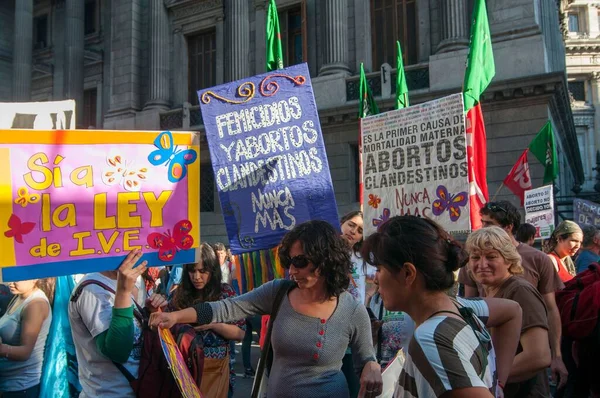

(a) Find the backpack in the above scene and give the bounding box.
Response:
[555,263,600,341]
[71,279,205,397]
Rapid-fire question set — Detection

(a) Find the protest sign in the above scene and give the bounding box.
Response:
[573,198,600,226]
[0,129,200,282]
[0,100,75,129]
[524,185,555,239]
[158,327,203,398]
[361,93,470,237]
[199,63,339,254]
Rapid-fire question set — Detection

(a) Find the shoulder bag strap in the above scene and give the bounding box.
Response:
[71,279,144,383]
[251,280,295,398]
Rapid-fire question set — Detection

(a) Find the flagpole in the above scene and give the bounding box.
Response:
[491,183,505,201]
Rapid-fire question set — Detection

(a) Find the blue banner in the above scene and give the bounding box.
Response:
[199,63,340,254]
[573,198,600,226]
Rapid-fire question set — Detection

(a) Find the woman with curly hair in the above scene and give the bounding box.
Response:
[168,243,245,398]
[151,220,383,398]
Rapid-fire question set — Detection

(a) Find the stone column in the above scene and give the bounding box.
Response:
[64,0,85,126]
[436,0,469,53]
[145,0,170,110]
[227,0,250,81]
[319,0,350,76]
[12,0,33,101]
[254,1,266,75]
[216,15,225,84]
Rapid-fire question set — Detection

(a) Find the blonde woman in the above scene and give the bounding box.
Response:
[467,227,551,398]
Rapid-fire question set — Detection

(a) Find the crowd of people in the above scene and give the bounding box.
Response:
[1,201,600,397]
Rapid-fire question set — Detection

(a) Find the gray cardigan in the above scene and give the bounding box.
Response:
[197,279,376,397]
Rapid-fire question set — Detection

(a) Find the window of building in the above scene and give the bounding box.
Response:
[371,0,417,68]
[84,0,98,35]
[188,30,217,105]
[568,13,580,33]
[33,15,48,50]
[569,81,585,101]
[279,3,306,67]
[200,164,215,212]
[82,88,97,128]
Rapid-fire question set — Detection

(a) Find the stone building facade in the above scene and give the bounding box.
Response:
[0,0,583,243]
[563,0,600,193]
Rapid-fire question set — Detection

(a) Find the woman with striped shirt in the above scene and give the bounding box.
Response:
[361,216,522,398]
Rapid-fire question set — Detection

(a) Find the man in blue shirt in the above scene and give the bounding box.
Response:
[575,224,600,274]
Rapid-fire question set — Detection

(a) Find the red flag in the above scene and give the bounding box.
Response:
[503,149,532,205]
[466,105,489,230]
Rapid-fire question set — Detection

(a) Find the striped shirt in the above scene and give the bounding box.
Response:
[393,298,497,398]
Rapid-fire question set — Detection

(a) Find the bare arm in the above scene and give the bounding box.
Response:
[482,298,523,387]
[542,292,562,359]
[0,299,49,361]
[508,327,551,383]
[440,387,494,398]
[204,323,245,341]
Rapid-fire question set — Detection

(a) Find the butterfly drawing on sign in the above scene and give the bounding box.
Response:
[372,208,391,231]
[4,214,35,244]
[368,194,381,209]
[148,131,198,183]
[101,155,148,192]
[147,220,194,262]
[14,186,40,208]
[431,185,468,222]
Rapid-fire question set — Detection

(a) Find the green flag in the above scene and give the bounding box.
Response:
[395,41,409,109]
[266,0,284,72]
[529,121,559,184]
[463,0,495,111]
[359,63,379,118]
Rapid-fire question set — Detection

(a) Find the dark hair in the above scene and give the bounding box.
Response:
[340,210,363,253]
[171,243,223,310]
[212,242,226,252]
[480,200,521,234]
[279,220,351,298]
[36,278,55,307]
[515,223,536,243]
[361,216,467,291]
[581,224,599,247]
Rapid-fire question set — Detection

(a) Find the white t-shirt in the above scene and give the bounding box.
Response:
[221,261,232,285]
[349,252,377,305]
[68,273,146,398]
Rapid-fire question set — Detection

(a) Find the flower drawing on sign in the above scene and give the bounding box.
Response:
[147,220,194,262]
[14,186,40,208]
[368,193,381,209]
[4,214,35,244]
[148,131,198,183]
[101,155,148,192]
[372,208,391,230]
[431,185,468,222]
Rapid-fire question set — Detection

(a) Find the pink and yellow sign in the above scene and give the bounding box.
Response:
[0,129,200,282]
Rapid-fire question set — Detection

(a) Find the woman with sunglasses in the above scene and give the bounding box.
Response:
[150,220,383,398]
[362,215,522,398]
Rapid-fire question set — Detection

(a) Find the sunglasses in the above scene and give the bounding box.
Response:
[282,255,311,269]
[484,203,508,214]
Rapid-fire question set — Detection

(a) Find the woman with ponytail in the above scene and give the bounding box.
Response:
[544,220,583,282]
[362,216,522,398]
[0,278,54,397]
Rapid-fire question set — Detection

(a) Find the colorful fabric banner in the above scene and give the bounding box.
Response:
[503,148,532,205]
[573,198,600,226]
[40,276,81,398]
[0,129,200,282]
[361,93,471,237]
[198,63,340,254]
